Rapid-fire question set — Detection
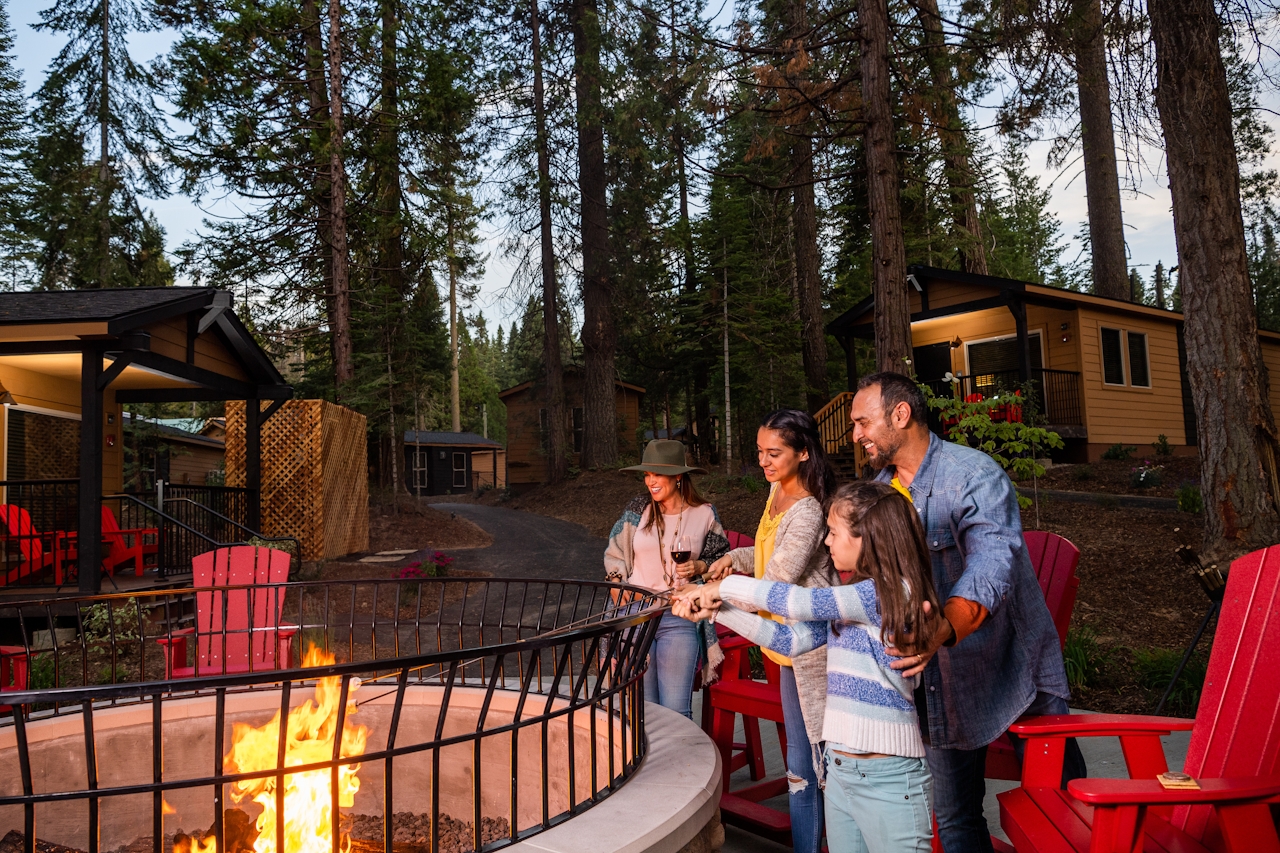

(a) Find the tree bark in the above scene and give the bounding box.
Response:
[1074,0,1129,300]
[302,0,335,378]
[1150,0,1280,556]
[914,0,987,275]
[98,0,109,288]
[781,0,829,411]
[532,0,566,484]
[378,0,405,299]
[448,209,461,432]
[860,0,911,374]
[573,0,617,468]
[327,0,354,389]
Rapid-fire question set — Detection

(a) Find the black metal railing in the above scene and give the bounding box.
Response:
[162,497,299,570]
[160,483,253,530]
[0,578,664,853]
[0,479,79,588]
[923,368,1084,428]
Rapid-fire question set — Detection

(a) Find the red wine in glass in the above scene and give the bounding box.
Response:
[671,535,691,566]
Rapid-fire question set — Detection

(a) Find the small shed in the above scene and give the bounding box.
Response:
[499,371,644,492]
[404,431,506,496]
[122,414,226,489]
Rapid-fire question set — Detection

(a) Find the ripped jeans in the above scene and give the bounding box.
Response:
[779,665,824,853]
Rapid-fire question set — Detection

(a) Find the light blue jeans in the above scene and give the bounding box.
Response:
[779,665,824,853]
[823,748,933,853]
[643,613,699,719]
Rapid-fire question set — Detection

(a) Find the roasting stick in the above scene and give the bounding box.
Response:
[351,579,705,707]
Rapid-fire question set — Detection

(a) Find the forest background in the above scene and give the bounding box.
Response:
[3,0,1280,516]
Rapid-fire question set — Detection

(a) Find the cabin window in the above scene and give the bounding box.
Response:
[964,333,1045,398]
[572,408,584,453]
[1100,328,1126,385]
[453,452,467,488]
[1127,332,1151,388]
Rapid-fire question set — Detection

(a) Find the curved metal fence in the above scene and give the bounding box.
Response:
[0,578,665,853]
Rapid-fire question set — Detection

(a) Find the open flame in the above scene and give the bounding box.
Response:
[177,645,369,853]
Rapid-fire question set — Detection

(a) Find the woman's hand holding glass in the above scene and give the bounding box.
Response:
[670,579,724,622]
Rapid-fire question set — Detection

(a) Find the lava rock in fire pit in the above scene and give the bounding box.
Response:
[169,809,257,853]
[0,830,85,853]
[348,813,511,853]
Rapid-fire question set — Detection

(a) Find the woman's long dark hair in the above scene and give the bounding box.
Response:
[825,481,942,655]
[759,409,837,505]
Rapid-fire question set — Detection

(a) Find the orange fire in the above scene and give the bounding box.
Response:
[179,645,369,853]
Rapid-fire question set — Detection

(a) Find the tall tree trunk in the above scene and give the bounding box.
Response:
[328,0,354,389]
[573,0,617,468]
[97,0,109,288]
[860,0,911,374]
[1150,0,1280,557]
[378,0,405,298]
[914,0,988,275]
[1074,0,1129,300]
[449,209,461,432]
[302,0,335,375]
[532,0,566,484]
[783,0,829,411]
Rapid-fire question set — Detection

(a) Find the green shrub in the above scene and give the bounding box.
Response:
[1132,647,1208,717]
[1130,461,1164,489]
[26,653,57,690]
[1063,626,1112,691]
[1073,465,1094,482]
[1176,483,1204,513]
[1153,434,1173,456]
[247,535,297,556]
[81,598,142,644]
[740,475,764,494]
[1103,443,1137,461]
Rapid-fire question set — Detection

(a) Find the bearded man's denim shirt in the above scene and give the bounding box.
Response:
[876,432,1069,751]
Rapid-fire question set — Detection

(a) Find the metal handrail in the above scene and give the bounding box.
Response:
[163,496,300,557]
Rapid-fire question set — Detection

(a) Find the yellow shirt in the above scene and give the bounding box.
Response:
[890,475,911,502]
[754,486,793,667]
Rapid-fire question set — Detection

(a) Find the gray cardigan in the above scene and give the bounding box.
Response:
[726,489,837,743]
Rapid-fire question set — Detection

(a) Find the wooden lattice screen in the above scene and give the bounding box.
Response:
[225,400,369,561]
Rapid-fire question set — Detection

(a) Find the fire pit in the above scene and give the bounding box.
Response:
[0,578,665,853]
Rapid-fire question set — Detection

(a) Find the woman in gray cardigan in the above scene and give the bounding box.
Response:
[707,409,838,853]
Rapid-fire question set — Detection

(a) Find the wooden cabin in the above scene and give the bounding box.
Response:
[404,431,506,496]
[122,415,226,490]
[0,288,291,592]
[499,371,645,492]
[828,265,1280,462]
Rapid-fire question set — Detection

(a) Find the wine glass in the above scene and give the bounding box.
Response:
[670,535,691,587]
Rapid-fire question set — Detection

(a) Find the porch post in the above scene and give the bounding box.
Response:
[1010,298,1032,382]
[245,397,262,531]
[841,335,858,391]
[79,347,103,593]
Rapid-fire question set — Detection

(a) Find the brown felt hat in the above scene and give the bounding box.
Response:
[621,439,707,476]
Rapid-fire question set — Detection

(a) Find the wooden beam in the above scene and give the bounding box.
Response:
[115,385,292,404]
[79,347,104,593]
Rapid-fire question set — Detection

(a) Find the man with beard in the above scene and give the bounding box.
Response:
[849,371,1083,853]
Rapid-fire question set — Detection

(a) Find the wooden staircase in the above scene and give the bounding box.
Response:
[814,392,868,481]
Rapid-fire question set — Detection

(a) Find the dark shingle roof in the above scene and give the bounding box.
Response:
[0,288,217,327]
[405,430,502,447]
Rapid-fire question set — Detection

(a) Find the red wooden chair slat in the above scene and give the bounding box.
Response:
[0,645,30,713]
[0,505,76,587]
[100,505,159,578]
[998,544,1280,853]
[157,545,297,678]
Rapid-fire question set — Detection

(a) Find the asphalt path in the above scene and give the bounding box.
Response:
[431,503,607,582]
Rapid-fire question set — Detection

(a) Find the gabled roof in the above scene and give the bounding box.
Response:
[405,430,502,448]
[0,288,219,331]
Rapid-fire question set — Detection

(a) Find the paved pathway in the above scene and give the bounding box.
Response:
[432,503,606,581]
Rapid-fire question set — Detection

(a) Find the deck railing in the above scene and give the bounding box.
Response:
[922,368,1084,427]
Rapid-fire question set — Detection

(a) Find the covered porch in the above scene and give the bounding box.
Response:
[0,288,293,594]
[827,265,1088,439]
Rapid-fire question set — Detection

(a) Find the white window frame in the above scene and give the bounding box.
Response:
[452,451,467,488]
[1099,326,1128,387]
[963,331,1045,376]
[1126,330,1152,389]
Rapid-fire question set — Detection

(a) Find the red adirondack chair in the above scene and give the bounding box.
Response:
[997,544,1280,853]
[157,545,297,678]
[100,505,158,578]
[0,505,76,587]
[0,645,30,713]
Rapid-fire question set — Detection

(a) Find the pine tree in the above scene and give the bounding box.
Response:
[0,0,30,289]
[33,0,169,288]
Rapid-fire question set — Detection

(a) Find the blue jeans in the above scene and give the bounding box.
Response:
[928,692,1086,853]
[643,613,699,719]
[780,665,824,853]
[823,749,933,853]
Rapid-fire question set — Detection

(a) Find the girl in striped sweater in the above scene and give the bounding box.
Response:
[672,480,943,853]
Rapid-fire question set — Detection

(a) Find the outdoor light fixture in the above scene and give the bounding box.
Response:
[950,336,963,349]
[0,379,15,406]
[1060,322,1071,344]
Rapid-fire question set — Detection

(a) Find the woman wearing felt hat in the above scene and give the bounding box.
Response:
[604,439,731,719]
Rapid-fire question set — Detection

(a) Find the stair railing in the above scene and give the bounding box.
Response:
[814,391,855,455]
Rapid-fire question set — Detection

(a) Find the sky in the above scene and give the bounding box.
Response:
[8,3,1248,333]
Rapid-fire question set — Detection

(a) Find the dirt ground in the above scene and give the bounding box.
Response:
[368,501,492,552]
[1035,455,1201,499]
[485,467,1213,714]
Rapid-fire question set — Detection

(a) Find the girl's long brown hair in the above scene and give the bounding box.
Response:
[825,481,942,655]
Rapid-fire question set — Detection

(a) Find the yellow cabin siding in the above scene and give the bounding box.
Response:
[147,318,250,382]
[1261,340,1280,429]
[1076,310,1187,446]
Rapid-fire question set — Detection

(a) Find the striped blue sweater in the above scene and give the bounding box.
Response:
[716,574,925,757]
